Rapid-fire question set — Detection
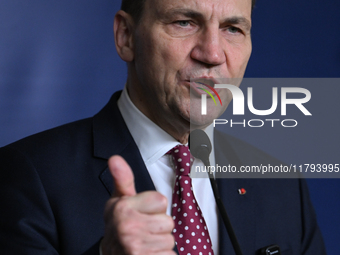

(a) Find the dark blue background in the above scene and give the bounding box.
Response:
[0,0,339,253]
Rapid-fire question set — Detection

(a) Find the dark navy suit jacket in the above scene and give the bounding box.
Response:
[0,91,326,254]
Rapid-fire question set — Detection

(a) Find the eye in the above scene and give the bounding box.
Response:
[227,26,242,34]
[177,20,190,27]
[166,19,198,37]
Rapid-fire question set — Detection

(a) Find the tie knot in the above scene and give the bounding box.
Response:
[168,145,193,176]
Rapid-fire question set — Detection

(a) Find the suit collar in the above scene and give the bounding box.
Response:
[92,91,130,160]
[92,91,155,194]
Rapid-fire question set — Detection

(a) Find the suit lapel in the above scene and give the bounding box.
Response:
[92,91,156,195]
[214,130,256,254]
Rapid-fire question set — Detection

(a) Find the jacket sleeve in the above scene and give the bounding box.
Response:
[0,146,60,254]
[299,178,327,255]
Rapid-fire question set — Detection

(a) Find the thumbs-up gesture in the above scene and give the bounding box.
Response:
[101,156,176,255]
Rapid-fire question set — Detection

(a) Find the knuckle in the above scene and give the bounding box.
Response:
[122,236,151,255]
[116,223,146,255]
[169,233,176,245]
[118,218,142,235]
[145,191,167,209]
[166,215,175,229]
[112,197,138,220]
[154,192,168,205]
[105,197,143,231]
[148,233,175,252]
[113,197,130,214]
[158,216,175,233]
[129,240,144,255]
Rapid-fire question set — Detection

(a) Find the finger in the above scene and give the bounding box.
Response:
[146,214,174,234]
[131,191,168,214]
[150,252,177,255]
[108,155,136,197]
[146,233,175,252]
[122,232,175,255]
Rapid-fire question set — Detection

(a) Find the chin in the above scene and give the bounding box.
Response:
[189,118,215,130]
[188,98,226,127]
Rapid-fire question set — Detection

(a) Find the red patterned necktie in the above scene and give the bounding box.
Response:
[168,145,214,255]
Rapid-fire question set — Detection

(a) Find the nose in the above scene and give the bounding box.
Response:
[190,26,226,66]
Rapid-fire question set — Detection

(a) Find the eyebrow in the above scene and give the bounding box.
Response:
[164,8,251,31]
[164,9,205,20]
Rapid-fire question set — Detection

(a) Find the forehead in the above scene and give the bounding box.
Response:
[144,0,252,21]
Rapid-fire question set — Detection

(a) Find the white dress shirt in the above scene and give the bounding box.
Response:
[117,86,219,254]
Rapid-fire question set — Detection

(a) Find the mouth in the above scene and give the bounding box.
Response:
[187,77,222,97]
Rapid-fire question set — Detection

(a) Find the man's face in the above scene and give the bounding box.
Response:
[127,0,252,139]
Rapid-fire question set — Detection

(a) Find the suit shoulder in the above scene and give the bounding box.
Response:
[1,117,93,162]
[214,129,284,166]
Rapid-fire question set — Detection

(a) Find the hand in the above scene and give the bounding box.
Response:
[101,156,176,255]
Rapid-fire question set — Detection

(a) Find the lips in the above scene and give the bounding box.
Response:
[188,77,222,97]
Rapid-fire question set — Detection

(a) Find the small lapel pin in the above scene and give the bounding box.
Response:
[238,188,246,195]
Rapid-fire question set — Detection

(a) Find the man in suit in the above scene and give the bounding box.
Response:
[0,0,326,254]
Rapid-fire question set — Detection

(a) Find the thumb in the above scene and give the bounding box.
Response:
[108,155,136,197]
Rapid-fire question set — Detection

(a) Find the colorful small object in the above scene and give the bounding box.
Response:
[238,188,246,195]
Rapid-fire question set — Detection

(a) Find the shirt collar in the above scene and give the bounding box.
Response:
[118,86,179,167]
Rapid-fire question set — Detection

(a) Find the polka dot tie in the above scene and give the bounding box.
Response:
[168,145,214,255]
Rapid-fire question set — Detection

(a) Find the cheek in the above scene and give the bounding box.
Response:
[227,42,252,76]
[226,39,252,73]
[151,34,192,69]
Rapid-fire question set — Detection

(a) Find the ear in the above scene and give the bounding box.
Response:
[114,10,135,62]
